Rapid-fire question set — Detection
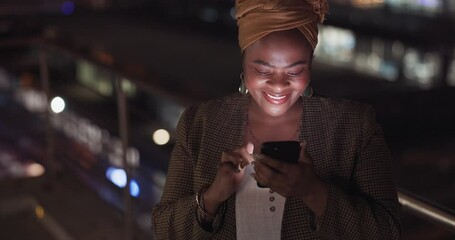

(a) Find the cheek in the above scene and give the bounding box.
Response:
[299,78,311,89]
[244,75,264,90]
[295,72,311,87]
[288,76,310,92]
[244,72,310,91]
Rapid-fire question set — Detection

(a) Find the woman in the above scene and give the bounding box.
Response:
[152,0,401,239]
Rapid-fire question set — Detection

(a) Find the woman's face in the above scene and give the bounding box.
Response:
[243,29,312,117]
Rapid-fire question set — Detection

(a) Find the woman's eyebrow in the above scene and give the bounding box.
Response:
[252,59,273,67]
[252,59,308,68]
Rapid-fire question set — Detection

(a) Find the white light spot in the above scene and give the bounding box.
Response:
[25,162,45,177]
[153,129,170,145]
[106,167,127,187]
[50,96,65,113]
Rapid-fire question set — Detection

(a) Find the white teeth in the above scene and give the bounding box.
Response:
[266,93,286,100]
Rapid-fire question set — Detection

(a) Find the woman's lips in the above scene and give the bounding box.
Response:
[263,92,290,104]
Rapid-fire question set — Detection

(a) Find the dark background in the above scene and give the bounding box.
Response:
[1,0,454,239]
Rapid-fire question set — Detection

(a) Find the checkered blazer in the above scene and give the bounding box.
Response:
[152,92,401,239]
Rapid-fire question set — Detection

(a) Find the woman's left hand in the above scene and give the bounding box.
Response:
[252,142,324,200]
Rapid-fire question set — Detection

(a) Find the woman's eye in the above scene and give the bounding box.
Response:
[287,69,305,76]
[255,69,271,75]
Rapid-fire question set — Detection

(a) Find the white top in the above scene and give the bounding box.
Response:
[235,164,286,240]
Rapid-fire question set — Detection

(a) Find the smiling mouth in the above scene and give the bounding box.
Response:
[266,93,286,100]
[263,92,291,105]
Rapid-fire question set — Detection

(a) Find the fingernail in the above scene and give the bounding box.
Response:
[246,142,254,154]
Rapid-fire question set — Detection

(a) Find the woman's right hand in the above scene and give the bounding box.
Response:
[203,142,254,214]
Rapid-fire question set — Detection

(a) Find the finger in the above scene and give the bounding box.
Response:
[221,151,243,165]
[221,145,254,172]
[246,142,254,155]
[253,158,278,186]
[218,161,241,173]
[299,141,313,165]
[253,153,287,173]
[221,151,244,173]
[233,143,255,168]
[251,168,267,188]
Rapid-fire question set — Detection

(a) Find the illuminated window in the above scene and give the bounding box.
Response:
[76,60,137,98]
[385,0,442,16]
[403,48,441,89]
[316,26,356,65]
[317,26,400,82]
[76,60,113,96]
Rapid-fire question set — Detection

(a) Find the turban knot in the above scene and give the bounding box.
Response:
[235,0,329,52]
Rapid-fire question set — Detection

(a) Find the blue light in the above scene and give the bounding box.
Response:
[106,167,140,197]
[130,180,140,197]
[106,167,127,187]
[61,1,75,15]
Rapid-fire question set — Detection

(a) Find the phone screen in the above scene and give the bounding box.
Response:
[257,141,300,188]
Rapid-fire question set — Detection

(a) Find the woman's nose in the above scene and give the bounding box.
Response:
[266,75,290,89]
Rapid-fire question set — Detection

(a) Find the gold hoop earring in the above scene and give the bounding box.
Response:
[238,73,248,95]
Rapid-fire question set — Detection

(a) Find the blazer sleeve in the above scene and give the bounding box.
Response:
[151,106,226,240]
[316,105,402,239]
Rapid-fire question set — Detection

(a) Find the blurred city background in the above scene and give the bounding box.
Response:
[0,0,454,239]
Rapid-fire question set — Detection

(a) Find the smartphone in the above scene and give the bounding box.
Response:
[257,141,301,188]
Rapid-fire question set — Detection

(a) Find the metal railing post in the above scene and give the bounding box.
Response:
[39,48,56,188]
[115,76,133,240]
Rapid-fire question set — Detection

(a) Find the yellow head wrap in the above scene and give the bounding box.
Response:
[236,0,329,52]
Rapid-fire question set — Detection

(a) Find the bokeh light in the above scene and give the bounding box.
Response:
[61,1,75,15]
[106,167,140,197]
[35,206,45,219]
[152,129,170,145]
[50,96,65,113]
[25,162,45,177]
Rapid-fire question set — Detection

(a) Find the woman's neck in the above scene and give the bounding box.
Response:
[245,98,303,149]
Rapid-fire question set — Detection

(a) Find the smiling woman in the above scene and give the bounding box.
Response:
[152,0,401,239]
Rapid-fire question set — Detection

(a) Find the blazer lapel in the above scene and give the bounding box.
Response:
[212,93,249,151]
[282,97,324,237]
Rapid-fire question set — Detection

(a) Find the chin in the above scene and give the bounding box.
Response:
[263,105,291,117]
